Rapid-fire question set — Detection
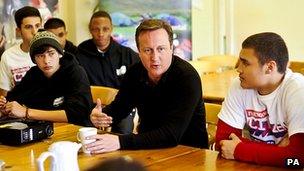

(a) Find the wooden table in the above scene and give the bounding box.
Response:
[146,150,296,171]
[0,123,297,171]
[201,70,238,104]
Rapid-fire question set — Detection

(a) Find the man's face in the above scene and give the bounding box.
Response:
[46,27,67,48]
[138,28,173,83]
[35,46,61,78]
[89,17,112,51]
[237,48,269,90]
[17,16,41,44]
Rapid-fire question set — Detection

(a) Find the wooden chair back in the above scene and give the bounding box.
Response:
[205,103,221,125]
[189,60,220,75]
[198,54,238,70]
[288,61,304,74]
[90,86,118,105]
[190,55,238,76]
[205,103,221,149]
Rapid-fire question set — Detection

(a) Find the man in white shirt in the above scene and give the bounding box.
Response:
[216,32,304,168]
[0,6,42,96]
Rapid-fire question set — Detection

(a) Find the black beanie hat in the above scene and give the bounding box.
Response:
[29,30,64,63]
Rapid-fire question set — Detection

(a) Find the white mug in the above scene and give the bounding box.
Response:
[77,127,97,154]
[37,141,81,171]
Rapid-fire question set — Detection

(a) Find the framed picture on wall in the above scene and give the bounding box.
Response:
[97,0,192,60]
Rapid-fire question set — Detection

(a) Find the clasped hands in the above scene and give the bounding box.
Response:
[0,96,26,118]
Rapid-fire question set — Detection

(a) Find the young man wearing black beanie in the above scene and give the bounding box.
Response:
[0,30,93,126]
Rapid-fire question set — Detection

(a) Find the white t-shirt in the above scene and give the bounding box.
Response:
[0,44,35,91]
[219,69,304,144]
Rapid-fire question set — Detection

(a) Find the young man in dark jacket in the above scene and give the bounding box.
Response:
[0,30,93,126]
[77,11,139,133]
[44,18,78,56]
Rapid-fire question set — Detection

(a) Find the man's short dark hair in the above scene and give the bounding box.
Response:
[135,19,173,49]
[44,18,66,30]
[89,10,112,28]
[14,6,41,28]
[242,32,289,74]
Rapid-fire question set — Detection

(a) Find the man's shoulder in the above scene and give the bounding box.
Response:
[24,66,40,77]
[78,39,95,51]
[77,39,98,58]
[1,44,23,57]
[123,62,143,78]
[5,43,21,50]
[171,57,199,77]
[65,40,77,50]
[66,40,76,46]
[109,41,139,64]
[78,39,91,46]
[126,62,141,71]
[281,71,304,91]
[1,44,29,66]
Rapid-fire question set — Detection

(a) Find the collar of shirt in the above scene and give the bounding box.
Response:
[97,48,106,57]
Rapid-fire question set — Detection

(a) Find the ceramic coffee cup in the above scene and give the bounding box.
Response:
[77,127,97,154]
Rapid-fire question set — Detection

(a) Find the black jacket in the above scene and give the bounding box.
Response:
[76,38,139,88]
[104,56,209,149]
[64,40,78,56]
[7,53,93,126]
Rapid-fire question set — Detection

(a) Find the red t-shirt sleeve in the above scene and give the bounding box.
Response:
[216,119,304,168]
[235,133,304,167]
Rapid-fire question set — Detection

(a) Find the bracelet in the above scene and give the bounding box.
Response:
[25,107,30,119]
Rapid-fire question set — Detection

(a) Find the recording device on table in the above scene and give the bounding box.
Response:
[0,116,54,145]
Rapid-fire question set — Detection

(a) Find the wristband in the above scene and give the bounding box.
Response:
[25,107,30,119]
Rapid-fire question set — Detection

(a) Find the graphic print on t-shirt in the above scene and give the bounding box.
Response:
[245,109,287,144]
[11,66,31,86]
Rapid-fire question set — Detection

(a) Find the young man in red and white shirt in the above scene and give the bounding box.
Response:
[216,32,304,168]
[0,6,41,97]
